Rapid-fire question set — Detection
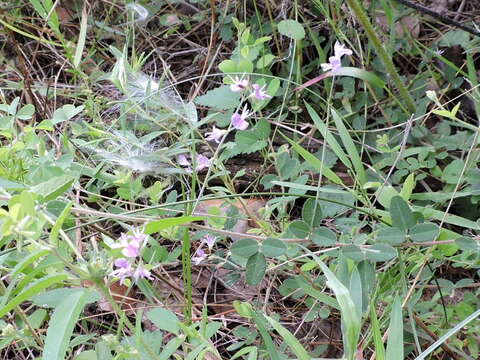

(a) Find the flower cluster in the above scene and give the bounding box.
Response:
[228,76,272,131]
[192,234,217,265]
[320,41,352,74]
[110,228,153,284]
[178,154,212,173]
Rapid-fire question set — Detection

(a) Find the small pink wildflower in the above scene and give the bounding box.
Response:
[111,258,133,285]
[178,154,190,167]
[229,76,249,92]
[195,154,212,172]
[111,231,145,258]
[231,104,253,130]
[202,234,216,250]
[251,84,271,101]
[133,266,154,282]
[320,41,352,74]
[205,126,228,143]
[192,248,207,265]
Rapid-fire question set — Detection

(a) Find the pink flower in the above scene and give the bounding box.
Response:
[111,258,133,285]
[321,41,352,74]
[192,248,207,265]
[111,230,146,258]
[229,76,249,92]
[202,234,216,250]
[231,104,253,130]
[251,84,271,101]
[205,126,228,143]
[133,266,154,282]
[195,154,212,172]
[178,154,190,167]
[333,41,352,58]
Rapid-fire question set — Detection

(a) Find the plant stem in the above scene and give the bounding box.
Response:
[345,0,416,114]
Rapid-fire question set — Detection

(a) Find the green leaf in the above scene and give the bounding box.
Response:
[146,308,180,335]
[31,175,75,202]
[219,59,237,73]
[263,314,310,360]
[389,196,415,230]
[42,289,89,360]
[52,104,84,124]
[231,238,259,257]
[455,236,479,251]
[246,252,266,286]
[145,216,204,235]
[311,227,337,246]
[49,201,73,245]
[256,54,275,69]
[349,267,363,318]
[17,104,35,120]
[31,288,100,308]
[332,67,386,88]
[250,310,280,360]
[368,244,397,262]
[302,198,323,228]
[195,85,241,110]
[409,222,439,242]
[331,108,366,185]
[370,304,386,360]
[386,297,403,360]
[376,227,406,245]
[399,173,415,201]
[73,3,88,69]
[277,20,305,40]
[288,220,310,238]
[0,274,68,318]
[261,238,287,258]
[74,350,97,360]
[296,278,339,309]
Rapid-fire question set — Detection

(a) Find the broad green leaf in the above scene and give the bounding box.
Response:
[358,261,375,314]
[277,20,305,40]
[302,198,323,228]
[233,300,254,318]
[281,132,344,185]
[349,267,363,318]
[246,253,266,286]
[332,67,386,88]
[52,104,84,124]
[376,227,406,245]
[158,336,184,360]
[288,220,310,238]
[386,297,403,360]
[74,351,97,360]
[261,238,287,258]
[231,238,259,257]
[331,108,366,185]
[409,222,439,242]
[42,289,89,360]
[264,314,310,360]
[145,216,204,234]
[17,104,35,120]
[195,85,241,110]
[0,274,68,318]
[219,59,237,73]
[31,288,100,308]
[399,173,415,201]
[455,236,479,251]
[311,227,337,246]
[146,308,180,335]
[343,244,397,262]
[256,54,275,69]
[390,196,415,230]
[31,175,75,202]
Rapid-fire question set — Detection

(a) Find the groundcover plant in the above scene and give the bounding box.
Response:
[0,0,479,359]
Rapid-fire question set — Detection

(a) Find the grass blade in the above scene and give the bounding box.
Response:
[331,108,366,185]
[370,304,386,360]
[73,3,88,69]
[386,297,404,360]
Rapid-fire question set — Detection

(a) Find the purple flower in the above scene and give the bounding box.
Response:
[251,84,271,101]
[202,234,216,250]
[205,126,228,143]
[178,155,190,167]
[192,248,207,265]
[111,231,145,258]
[231,105,253,130]
[111,258,133,285]
[229,76,249,92]
[195,154,212,172]
[133,266,154,282]
[320,41,352,74]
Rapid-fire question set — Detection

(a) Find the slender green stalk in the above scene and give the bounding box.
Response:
[345,0,416,113]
